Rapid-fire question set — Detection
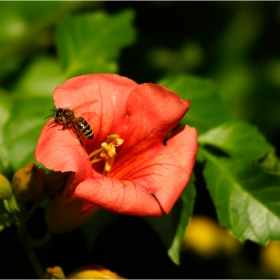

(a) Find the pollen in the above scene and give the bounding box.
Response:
[89,134,124,176]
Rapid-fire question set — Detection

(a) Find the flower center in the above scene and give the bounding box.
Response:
[89,134,124,176]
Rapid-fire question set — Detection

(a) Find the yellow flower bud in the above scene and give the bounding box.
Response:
[0,173,12,199]
[45,266,66,279]
[181,215,241,258]
[12,163,45,201]
[67,264,125,279]
[260,241,280,278]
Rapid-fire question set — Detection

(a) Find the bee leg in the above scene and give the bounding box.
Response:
[61,122,69,130]
[77,134,85,148]
[72,126,85,147]
[58,124,68,131]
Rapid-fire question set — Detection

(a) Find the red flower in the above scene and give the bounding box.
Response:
[35,74,197,232]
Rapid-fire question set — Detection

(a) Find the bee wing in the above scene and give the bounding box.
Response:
[72,100,99,130]
[70,100,99,145]
[65,124,81,143]
[72,99,99,115]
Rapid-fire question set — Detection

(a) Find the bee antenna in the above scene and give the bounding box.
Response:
[44,114,55,120]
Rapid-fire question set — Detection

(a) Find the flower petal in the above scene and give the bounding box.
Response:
[45,176,99,233]
[35,74,197,222]
[74,125,197,216]
[35,74,138,184]
[53,73,138,152]
[109,83,191,158]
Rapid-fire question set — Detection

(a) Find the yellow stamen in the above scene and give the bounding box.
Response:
[90,158,105,164]
[89,134,124,176]
[88,147,103,159]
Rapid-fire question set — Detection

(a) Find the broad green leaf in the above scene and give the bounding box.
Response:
[256,153,280,175]
[195,147,205,163]
[144,174,196,265]
[201,148,280,245]
[0,93,12,175]
[159,75,234,134]
[3,96,53,172]
[0,2,65,45]
[199,121,275,161]
[0,2,92,81]
[0,1,76,42]
[0,93,12,138]
[11,55,64,96]
[56,9,136,78]
[82,209,120,252]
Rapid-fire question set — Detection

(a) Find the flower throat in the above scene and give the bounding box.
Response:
[89,134,124,176]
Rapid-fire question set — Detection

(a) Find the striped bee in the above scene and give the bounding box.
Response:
[46,100,98,147]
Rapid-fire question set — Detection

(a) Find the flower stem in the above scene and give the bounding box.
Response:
[19,230,45,278]
[30,230,53,248]
[17,200,46,278]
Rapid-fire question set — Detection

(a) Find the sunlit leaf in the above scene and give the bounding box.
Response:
[0,93,12,175]
[256,153,280,175]
[3,96,53,172]
[199,121,275,161]
[0,2,91,81]
[0,1,74,42]
[11,55,63,96]
[56,9,136,78]
[201,148,280,244]
[158,75,234,134]
[144,174,196,265]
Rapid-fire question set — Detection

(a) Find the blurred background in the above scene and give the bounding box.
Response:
[1,1,280,278]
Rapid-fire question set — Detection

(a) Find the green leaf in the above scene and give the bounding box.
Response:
[0,93,12,175]
[0,1,77,42]
[256,153,280,175]
[3,96,54,172]
[199,121,275,161]
[144,174,196,265]
[201,147,280,245]
[11,55,64,96]
[82,209,120,252]
[0,2,92,81]
[56,9,136,78]
[159,75,234,134]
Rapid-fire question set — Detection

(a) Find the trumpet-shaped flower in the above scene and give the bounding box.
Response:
[35,74,197,232]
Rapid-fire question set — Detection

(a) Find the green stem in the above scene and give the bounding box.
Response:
[19,230,45,279]
[30,230,53,248]
[17,200,49,278]
[24,199,40,223]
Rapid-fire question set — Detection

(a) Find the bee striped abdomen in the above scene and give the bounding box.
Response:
[76,117,93,139]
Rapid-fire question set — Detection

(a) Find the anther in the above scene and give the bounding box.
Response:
[89,134,124,176]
